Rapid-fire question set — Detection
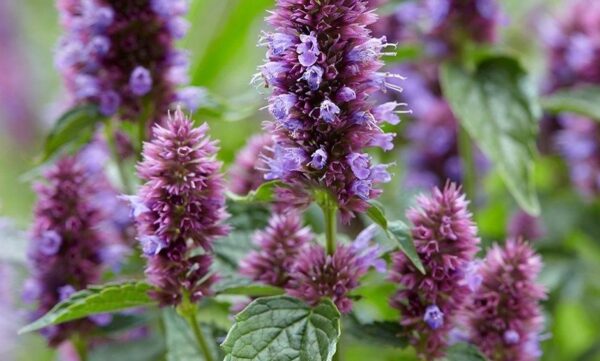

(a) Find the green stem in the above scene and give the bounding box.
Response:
[105,120,133,194]
[185,310,215,361]
[72,335,88,361]
[458,125,477,202]
[179,294,215,361]
[322,198,337,255]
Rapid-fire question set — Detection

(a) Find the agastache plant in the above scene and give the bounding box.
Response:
[55,0,201,120]
[24,156,107,346]
[389,182,480,359]
[228,133,272,195]
[465,239,546,361]
[129,109,229,306]
[256,0,408,224]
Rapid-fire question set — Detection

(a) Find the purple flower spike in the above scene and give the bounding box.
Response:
[466,239,547,361]
[56,0,195,122]
[347,153,371,180]
[389,182,480,360]
[228,134,272,195]
[131,109,229,306]
[239,212,313,288]
[287,226,383,314]
[257,0,406,222]
[26,156,107,346]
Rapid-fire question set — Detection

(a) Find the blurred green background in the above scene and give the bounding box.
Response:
[1,0,599,360]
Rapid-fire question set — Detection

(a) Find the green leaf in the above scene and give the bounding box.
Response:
[221,296,341,361]
[89,334,165,361]
[226,180,287,204]
[444,343,488,361]
[345,315,408,348]
[366,202,388,229]
[541,85,600,121]
[441,56,540,215]
[163,308,220,361]
[366,204,425,274]
[42,105,104,161]
[19,281,154,334]
[215,281,284,297]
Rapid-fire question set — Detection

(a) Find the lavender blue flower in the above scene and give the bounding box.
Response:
[130,109,229,305]
[465,239,546,361]
[257,0,407,223]
[389,182,480,359]
[239,212,313,288]
[25,156,107,346]
[287,225,384,313]
[55,0,200,121]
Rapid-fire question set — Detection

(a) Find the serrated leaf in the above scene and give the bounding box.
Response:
[163,308,220,361]
[441,56,540,215]
[541,85,600,121]
[444,343,488,361]
[366,205,425,274]
[19,282,154,334]
[221,296,341,361]
[226,180,286,204]
[42,105,104,161]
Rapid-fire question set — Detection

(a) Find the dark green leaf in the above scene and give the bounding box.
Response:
[221,296,341,361]
[19,282,154,334]
[366,204,425,274]
[387,221,424,273]
[366,202,388,229]
[441,56,540,215]
[213,231,255,271]
[163,308,220,361]
[226,180,287,204]
[89,334,165,361]
[541,85,600,121]
[345,315,407,348]
[42,105,104,161]
[444,343,488,361]
[215,281,284,297]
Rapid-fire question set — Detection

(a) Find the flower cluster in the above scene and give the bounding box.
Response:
[465,239,546,361]
[55,0,201,120]
[507,210,545,242]
[389,182,480,359]
[239,212,313,288]
[129,109,229,305]
[228,134,272,195]
[287,225,385,314]
[399,64,466,188]
[24,156,107,346]
[257,0,406,222]
[539,1,600,197]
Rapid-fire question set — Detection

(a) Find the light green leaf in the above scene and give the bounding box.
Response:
[444,343,488,361]
[226,180,286,204]
[541,85,600,121]
[163,308,220,361]
[366,204,425,274]
[221,296,341,361]
[42,105,104,161]
[441,56,540,215]
[19,282,154,334]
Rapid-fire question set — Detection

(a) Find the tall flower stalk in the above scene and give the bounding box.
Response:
[128,109,228,361]
[257,0,407,224]
[389,182,480,360]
